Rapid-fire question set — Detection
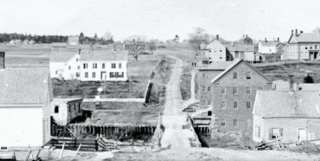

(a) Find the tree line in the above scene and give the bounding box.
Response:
[0,33,68,43]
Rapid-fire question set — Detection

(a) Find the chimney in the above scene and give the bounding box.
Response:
[216,35,219,40]
[300,31,303,34]
[78,49,81,55]
[289,75,294,92]
[277,37,280,42]
[265,38,267,42]
[291,30,294,35]
[295,29,298,36]
[0,52,5,69]
[246,35,248,37]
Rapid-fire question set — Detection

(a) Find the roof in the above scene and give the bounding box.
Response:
[211,59,271,83]
[199,61,234,71]
[80,50,128,61]
[255,90,320,118]
[226,44,255,52]
[260,41,279,47]
[50,51,78,62]
[294,33,320,43]
[273,80,320,91]
[0,68,50,104]
[52,98,83,103]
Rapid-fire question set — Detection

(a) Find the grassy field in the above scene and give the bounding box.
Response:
[256,63,320,83]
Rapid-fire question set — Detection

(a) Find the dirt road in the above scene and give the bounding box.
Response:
[160,55,195,150]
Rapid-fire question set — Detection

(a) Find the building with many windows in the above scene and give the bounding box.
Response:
[285,29,320,60]
[210,59,271,134]
[50,49,128,81]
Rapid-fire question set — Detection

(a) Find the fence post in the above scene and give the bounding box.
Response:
[95,139,98,151]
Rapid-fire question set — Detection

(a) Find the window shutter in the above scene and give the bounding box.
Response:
[269,128,273,140]
[279,128,283,137]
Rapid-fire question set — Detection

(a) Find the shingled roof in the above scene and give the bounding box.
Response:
[199,61,234,71]
[80,50,128,61]
[294,33,320,43]
[0,68,51,104]
[255,90,320,118]
[211,59,271,83]
[50,51,78,62]
[226,44,255,52]
[260,41,279,47]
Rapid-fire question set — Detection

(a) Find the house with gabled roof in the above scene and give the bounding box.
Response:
[287,29,320,60]
[68,35,79,45]
[51,98,83,126]
[258,38,280,55]
[202,35,232,62]
[225,44,258,63]
[0,53,52,150]
[253,89,320,143]
[79,50,128,81]
[50,49,81,80]
[210,59,272,134]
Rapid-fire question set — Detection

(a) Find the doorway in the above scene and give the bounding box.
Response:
[101,72,106,81]
[298,128,306,142]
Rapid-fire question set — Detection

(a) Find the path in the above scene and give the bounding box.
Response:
[182,69,199,110]
[160,55,195,150]
[83,98,145,102]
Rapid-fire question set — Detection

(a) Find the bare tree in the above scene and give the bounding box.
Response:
[188,27,211,50]
[312,27,320,33]
[127,40,145,61]
[103,31,113,40]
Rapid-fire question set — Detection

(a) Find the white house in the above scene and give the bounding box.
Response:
[258,39,279,54]
[68,36,79,45]
[226,44,258,63]
[0,53,52,150]
[50,50,81,80]
[51,98,83,126]
[79,50,128,81]
[202,35,228,62]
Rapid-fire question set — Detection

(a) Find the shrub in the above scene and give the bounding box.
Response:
[289,143,320,154]
[303,74,314,83]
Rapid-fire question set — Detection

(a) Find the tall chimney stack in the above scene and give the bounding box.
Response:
[78,49,81,55]
[277,37,280,42]
[295,29,298,36]
[291,30,294,35]
[265,38,267,42]
[0,52,5,69]
[216,35,219,40]
[300,31,303,34]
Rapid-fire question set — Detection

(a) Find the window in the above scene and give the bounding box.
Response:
[110,72,115,78]
[246,87,252,95]
[221,101,226,109]
[68,104,71,112]
[220,50,222,52]
[77,66,80,70]
[93,63,97,69]
[68,66,71,70]
[233,72,238,79]
[269,128,283,140]
[119,63,122,69]
[207,100,211,106]
[246,72,251,79]
[247,119,251,127]
[246,101,251,109]
[207,86,211,92]
[55,71,58,74]
[310,46,313,49]
[85,72,88,78]
[83,63,88,69]
[54,106,59,113]
[102,63,105,69]
[221,87,226,95]
[111,63,116,68]
[202,86,206,92]
[234,101,238,109]
[92,72,96,78]
[76,58,78,62]
[258,87,264,90]
[0,147,8,151]
[305,47,308,49]
[233,87,238,95]
[221,119,226,127]
[208,111,212,116]
[315,45,318,49]
[76,72,80,77]
[233,119,238,127]
[202,73,207,78]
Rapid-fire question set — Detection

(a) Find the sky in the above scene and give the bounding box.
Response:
[0,0,319,42]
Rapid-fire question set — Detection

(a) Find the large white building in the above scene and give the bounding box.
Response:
[50,49,128,81]
[0,52,52,150]
[258,39,279,55]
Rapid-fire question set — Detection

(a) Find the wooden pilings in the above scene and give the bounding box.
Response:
[195,126,210,136]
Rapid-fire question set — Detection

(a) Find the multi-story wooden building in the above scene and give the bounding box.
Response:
[286,29,320,60]
[210,59,271,134]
